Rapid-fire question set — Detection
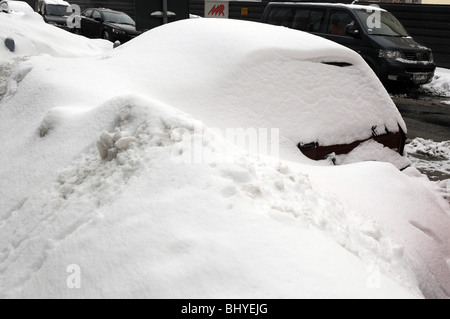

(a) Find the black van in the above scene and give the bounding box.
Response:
[261,2,436,86]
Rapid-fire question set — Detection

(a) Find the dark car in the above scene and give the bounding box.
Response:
[79,8,141,43]
[261,2,436,86]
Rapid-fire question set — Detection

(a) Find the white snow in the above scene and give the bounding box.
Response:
[0,14,449,299]
[405,138,450,202]
[422,67,450,98]
[42,0,70,6]
[0,1,34,14]
[334,139,411,169]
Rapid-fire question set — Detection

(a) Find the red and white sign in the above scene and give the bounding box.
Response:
[204,1,229,18]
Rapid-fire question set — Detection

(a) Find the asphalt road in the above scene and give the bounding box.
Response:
[392,97,450,142]
[392,96,450,182]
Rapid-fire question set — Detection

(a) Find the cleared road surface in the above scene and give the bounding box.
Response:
[393,96,450,183]
[392,97,450,142]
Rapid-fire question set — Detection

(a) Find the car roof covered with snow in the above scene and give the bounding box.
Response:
[0,0,34,13]
[40,0,70,5]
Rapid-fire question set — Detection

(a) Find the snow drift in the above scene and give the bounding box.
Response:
[0,14,449,299]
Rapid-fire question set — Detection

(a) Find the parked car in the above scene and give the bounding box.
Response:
[36,0,71,30]
[0,0,34,14]
[261,2,436,86]
[79,8,141,43]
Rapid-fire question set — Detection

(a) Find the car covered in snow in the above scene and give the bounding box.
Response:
[106,19,410,168]
[79,7,141,43]
[0,0,33,14]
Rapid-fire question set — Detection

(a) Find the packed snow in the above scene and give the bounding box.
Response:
[0,13,449,299]
[422,67,450,99]
[406,138,450,200]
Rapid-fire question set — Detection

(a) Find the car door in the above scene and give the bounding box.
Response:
[91,10,104,38]
[81,9,94,37]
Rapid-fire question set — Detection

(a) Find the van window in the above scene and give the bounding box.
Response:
[354,8,408,37]
[266,7,325,32]
[327,10,354,36]
[43,4,69,16]
[306,10,325,32]
[292,9,309,30]
[292,9,326,32]
[266,7,294,27]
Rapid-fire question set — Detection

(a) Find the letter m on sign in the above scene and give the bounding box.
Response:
[205,1,229,18]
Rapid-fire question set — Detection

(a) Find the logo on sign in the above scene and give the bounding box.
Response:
[205,1,229,18]
[208,4,225,16]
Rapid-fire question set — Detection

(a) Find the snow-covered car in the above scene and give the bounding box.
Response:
[0,0,34,14]
[109,18,409,169]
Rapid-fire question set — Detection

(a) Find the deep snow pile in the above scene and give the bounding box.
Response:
[406,138,450,201]
[422,68,450,98]
[0,14,449,299]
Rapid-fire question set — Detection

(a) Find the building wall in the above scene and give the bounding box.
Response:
[421,0,450,4]
[69,0,135,18]
[22,0,136,19]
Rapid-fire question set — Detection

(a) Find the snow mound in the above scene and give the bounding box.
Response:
[406,138,450,202]
[0,16,449,299]
[335,139,411,169]
[0,95,421,298]
[422,68,450,98]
